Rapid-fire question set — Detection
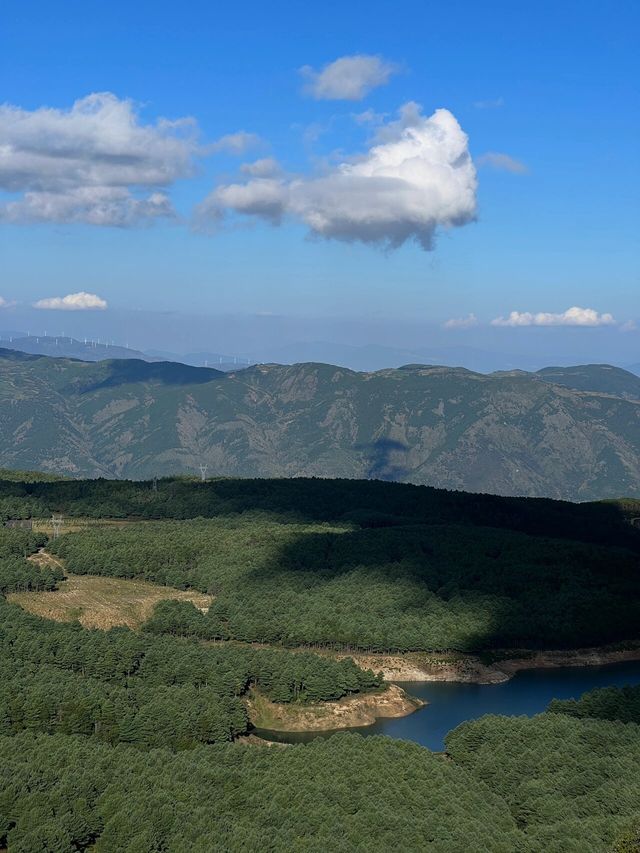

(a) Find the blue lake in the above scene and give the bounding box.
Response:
[255,659,640,751]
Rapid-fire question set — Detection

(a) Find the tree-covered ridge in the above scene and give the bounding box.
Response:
[0,467,67,483]
[0,732,523,853]
[2,475,639,551]
[2,348,640,499]
[2,480,640,851]
[0,596,381,748]
[445,712,640,852]
[49,513,640,652]
[0,525,382,755]
[549,684,640,725]
[3,708,640,851]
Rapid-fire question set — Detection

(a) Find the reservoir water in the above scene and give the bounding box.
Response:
[255,659,640,751]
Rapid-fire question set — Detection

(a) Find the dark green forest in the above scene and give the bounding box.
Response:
[0,525,59,593]
[2,475,640,549]
[2,476,640,850]
[548,684,640,725]
[2,699,640,851]
[445,710,640,851]
[49,513,640,652]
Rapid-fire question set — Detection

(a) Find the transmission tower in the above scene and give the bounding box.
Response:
[51,515,64,540]
[199,464,208,482]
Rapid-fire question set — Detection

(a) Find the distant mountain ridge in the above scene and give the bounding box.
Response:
[537,364,640,400]
[0,337,249,371]
[0,335,156,363]
[1,349,639,499]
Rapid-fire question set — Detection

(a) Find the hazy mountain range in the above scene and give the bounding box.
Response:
[0,337,248,372]
[1,348,639,500]
[2,333,639,376]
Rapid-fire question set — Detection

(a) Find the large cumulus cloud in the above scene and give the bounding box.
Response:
[199,104,477,250]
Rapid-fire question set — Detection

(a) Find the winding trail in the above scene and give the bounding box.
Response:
[28,548,66,572]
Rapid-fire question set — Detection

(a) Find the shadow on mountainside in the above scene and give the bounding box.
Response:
[211,519,640,653]
[75,360,224,393]
[23,475,640,654]
[360,438,411,482]
[9,477,640,553]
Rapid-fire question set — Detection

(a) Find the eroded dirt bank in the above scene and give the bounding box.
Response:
[334,645,640,685]
[246,683,425,731]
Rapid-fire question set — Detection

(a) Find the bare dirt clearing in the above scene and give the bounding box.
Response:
[9,561,212,630]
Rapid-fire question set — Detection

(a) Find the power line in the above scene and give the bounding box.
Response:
[51,515,64,540]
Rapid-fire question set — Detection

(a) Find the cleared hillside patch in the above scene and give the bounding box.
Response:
[8,572,212,629]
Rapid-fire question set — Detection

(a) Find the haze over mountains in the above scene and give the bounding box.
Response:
[2,302,639,376]
[2,331,639,377]
[2,348,639,500]
[0,336,250,371]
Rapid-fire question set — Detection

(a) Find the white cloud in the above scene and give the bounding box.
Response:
[200,104,477,251]
[473,97,504,110]
[491,307,615,327]
[443,313,478,330]
[477,152,528,174]
[240,158,282,177]
[207,178,287,224]
[33,292,108,311]
[0,92,200,226]
[0,297,13,309]
[300,54,398,101]
[620,320,638,333]
[4,188,174,227]
[207,131,261,155]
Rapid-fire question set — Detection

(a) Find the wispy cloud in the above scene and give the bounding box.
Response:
[206,131,261,155]
[352,108,387,125]
[443,313,478,330]
[473,97,504,110]
[198,103,477,251]
[300,54,398,101]
[492,307,615,327]
[240,158,282,177]
[33,292,108,311]
[0,297,15,309]
[477,152,528,174]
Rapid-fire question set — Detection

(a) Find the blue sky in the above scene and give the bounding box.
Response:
[1,0,638,354]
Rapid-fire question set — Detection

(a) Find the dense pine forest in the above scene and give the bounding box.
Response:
[47,515,640,652]
[3,685,640,849]
[1,474,640,850]
[12,474,634,653]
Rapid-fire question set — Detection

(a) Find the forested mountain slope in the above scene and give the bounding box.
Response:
[1,479,640,850]
[537,364,640,400]
[4,475,640,654]
[2,348,640,499]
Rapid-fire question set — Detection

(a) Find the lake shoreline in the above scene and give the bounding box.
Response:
[246,683,425,732]
[332,644,640,685]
